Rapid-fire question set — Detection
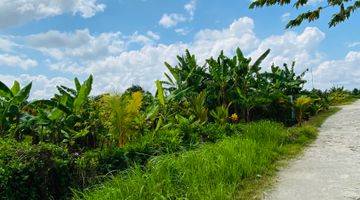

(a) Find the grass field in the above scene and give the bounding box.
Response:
[75,108,340,200]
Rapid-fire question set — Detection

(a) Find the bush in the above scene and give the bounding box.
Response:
[0,139,72,200]
[124,129,183,165]
[124,123,239,166]
[198,123,238,142]
[74,148,128,187]
[0,139,130,200]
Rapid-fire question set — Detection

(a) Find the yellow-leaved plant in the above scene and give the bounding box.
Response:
[101,91,143,147]
[294,95,312,125]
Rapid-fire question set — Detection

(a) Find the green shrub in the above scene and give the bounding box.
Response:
[74,148,128,187]
[0,139,72,200]
[124,129,183,165]
[0,139,130,200]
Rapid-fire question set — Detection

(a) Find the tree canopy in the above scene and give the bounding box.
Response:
[249,0,359,28]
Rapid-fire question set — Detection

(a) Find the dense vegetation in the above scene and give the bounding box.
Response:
[75,121,318,200]
[0,48,358,199]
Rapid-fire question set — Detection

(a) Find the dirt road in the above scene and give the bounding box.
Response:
[264,101,360,200]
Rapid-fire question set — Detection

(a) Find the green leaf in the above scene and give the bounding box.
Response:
[73,129,90,139]
[155,80,165,106]
[155,118,163,132]
[10,81,20,95]
[30,100,71,114]
[73,75,93,112]
[252,49,270,69]
[0,81,12,98]
[49,95,68,120]
[146,105,159,120]
[165,62,180,83]
[14,82,32,103]
[74,77,81,92]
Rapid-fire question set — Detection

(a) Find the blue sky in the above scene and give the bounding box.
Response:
[0,0,359,98]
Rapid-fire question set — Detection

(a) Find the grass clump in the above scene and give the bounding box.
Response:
[75,120,320,200]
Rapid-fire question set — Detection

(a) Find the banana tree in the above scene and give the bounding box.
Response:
[236,86,272,122]
[29,75,95,148]
[0,80,32,135]
[206,48,270,110]
[206,52,230,107]
[266,62,307,96]
[163,50,208,100]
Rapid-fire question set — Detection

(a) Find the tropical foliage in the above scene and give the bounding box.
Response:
[0,47,357,199]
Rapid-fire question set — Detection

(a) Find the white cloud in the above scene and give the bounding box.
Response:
[24,29,162,62]
[159,0,196,28]
[56,17,325,94]
[159,13,187,28]
[47,17,260,93]
[146,31,160,40]
[25,29,125,60]
[0,54,38,70]
[0,16,340,98]
[175,28,191,35]
[281,12,291,22]
[250,27,325,75]
[0,0,105,29]
[306,0,324,5]
[313,51,360,89]
[194,17,259,57]
[348,42,360,48]
[184,0,196,19]
[0,37,17,52]
[127,31,159,46]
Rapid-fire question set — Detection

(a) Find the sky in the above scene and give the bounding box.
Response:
[0,0,359,99]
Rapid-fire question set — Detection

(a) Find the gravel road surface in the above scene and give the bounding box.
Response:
[264,101,360,200]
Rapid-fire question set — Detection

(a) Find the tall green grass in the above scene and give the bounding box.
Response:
[75,121,317,200]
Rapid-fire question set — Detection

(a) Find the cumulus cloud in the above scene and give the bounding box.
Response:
[0,37,17,52]
[250,27,326,73]
[1,16,341,98]
[313,51,360,89]
[25,29,125,60]
[47,17,325,94]
[159,13,187,28]
[24,29,162,62]
[192,17,260,59]
[0,0,105,29]
[0,54,38,70]
[146,31,160,41]
[159,0,196,28]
